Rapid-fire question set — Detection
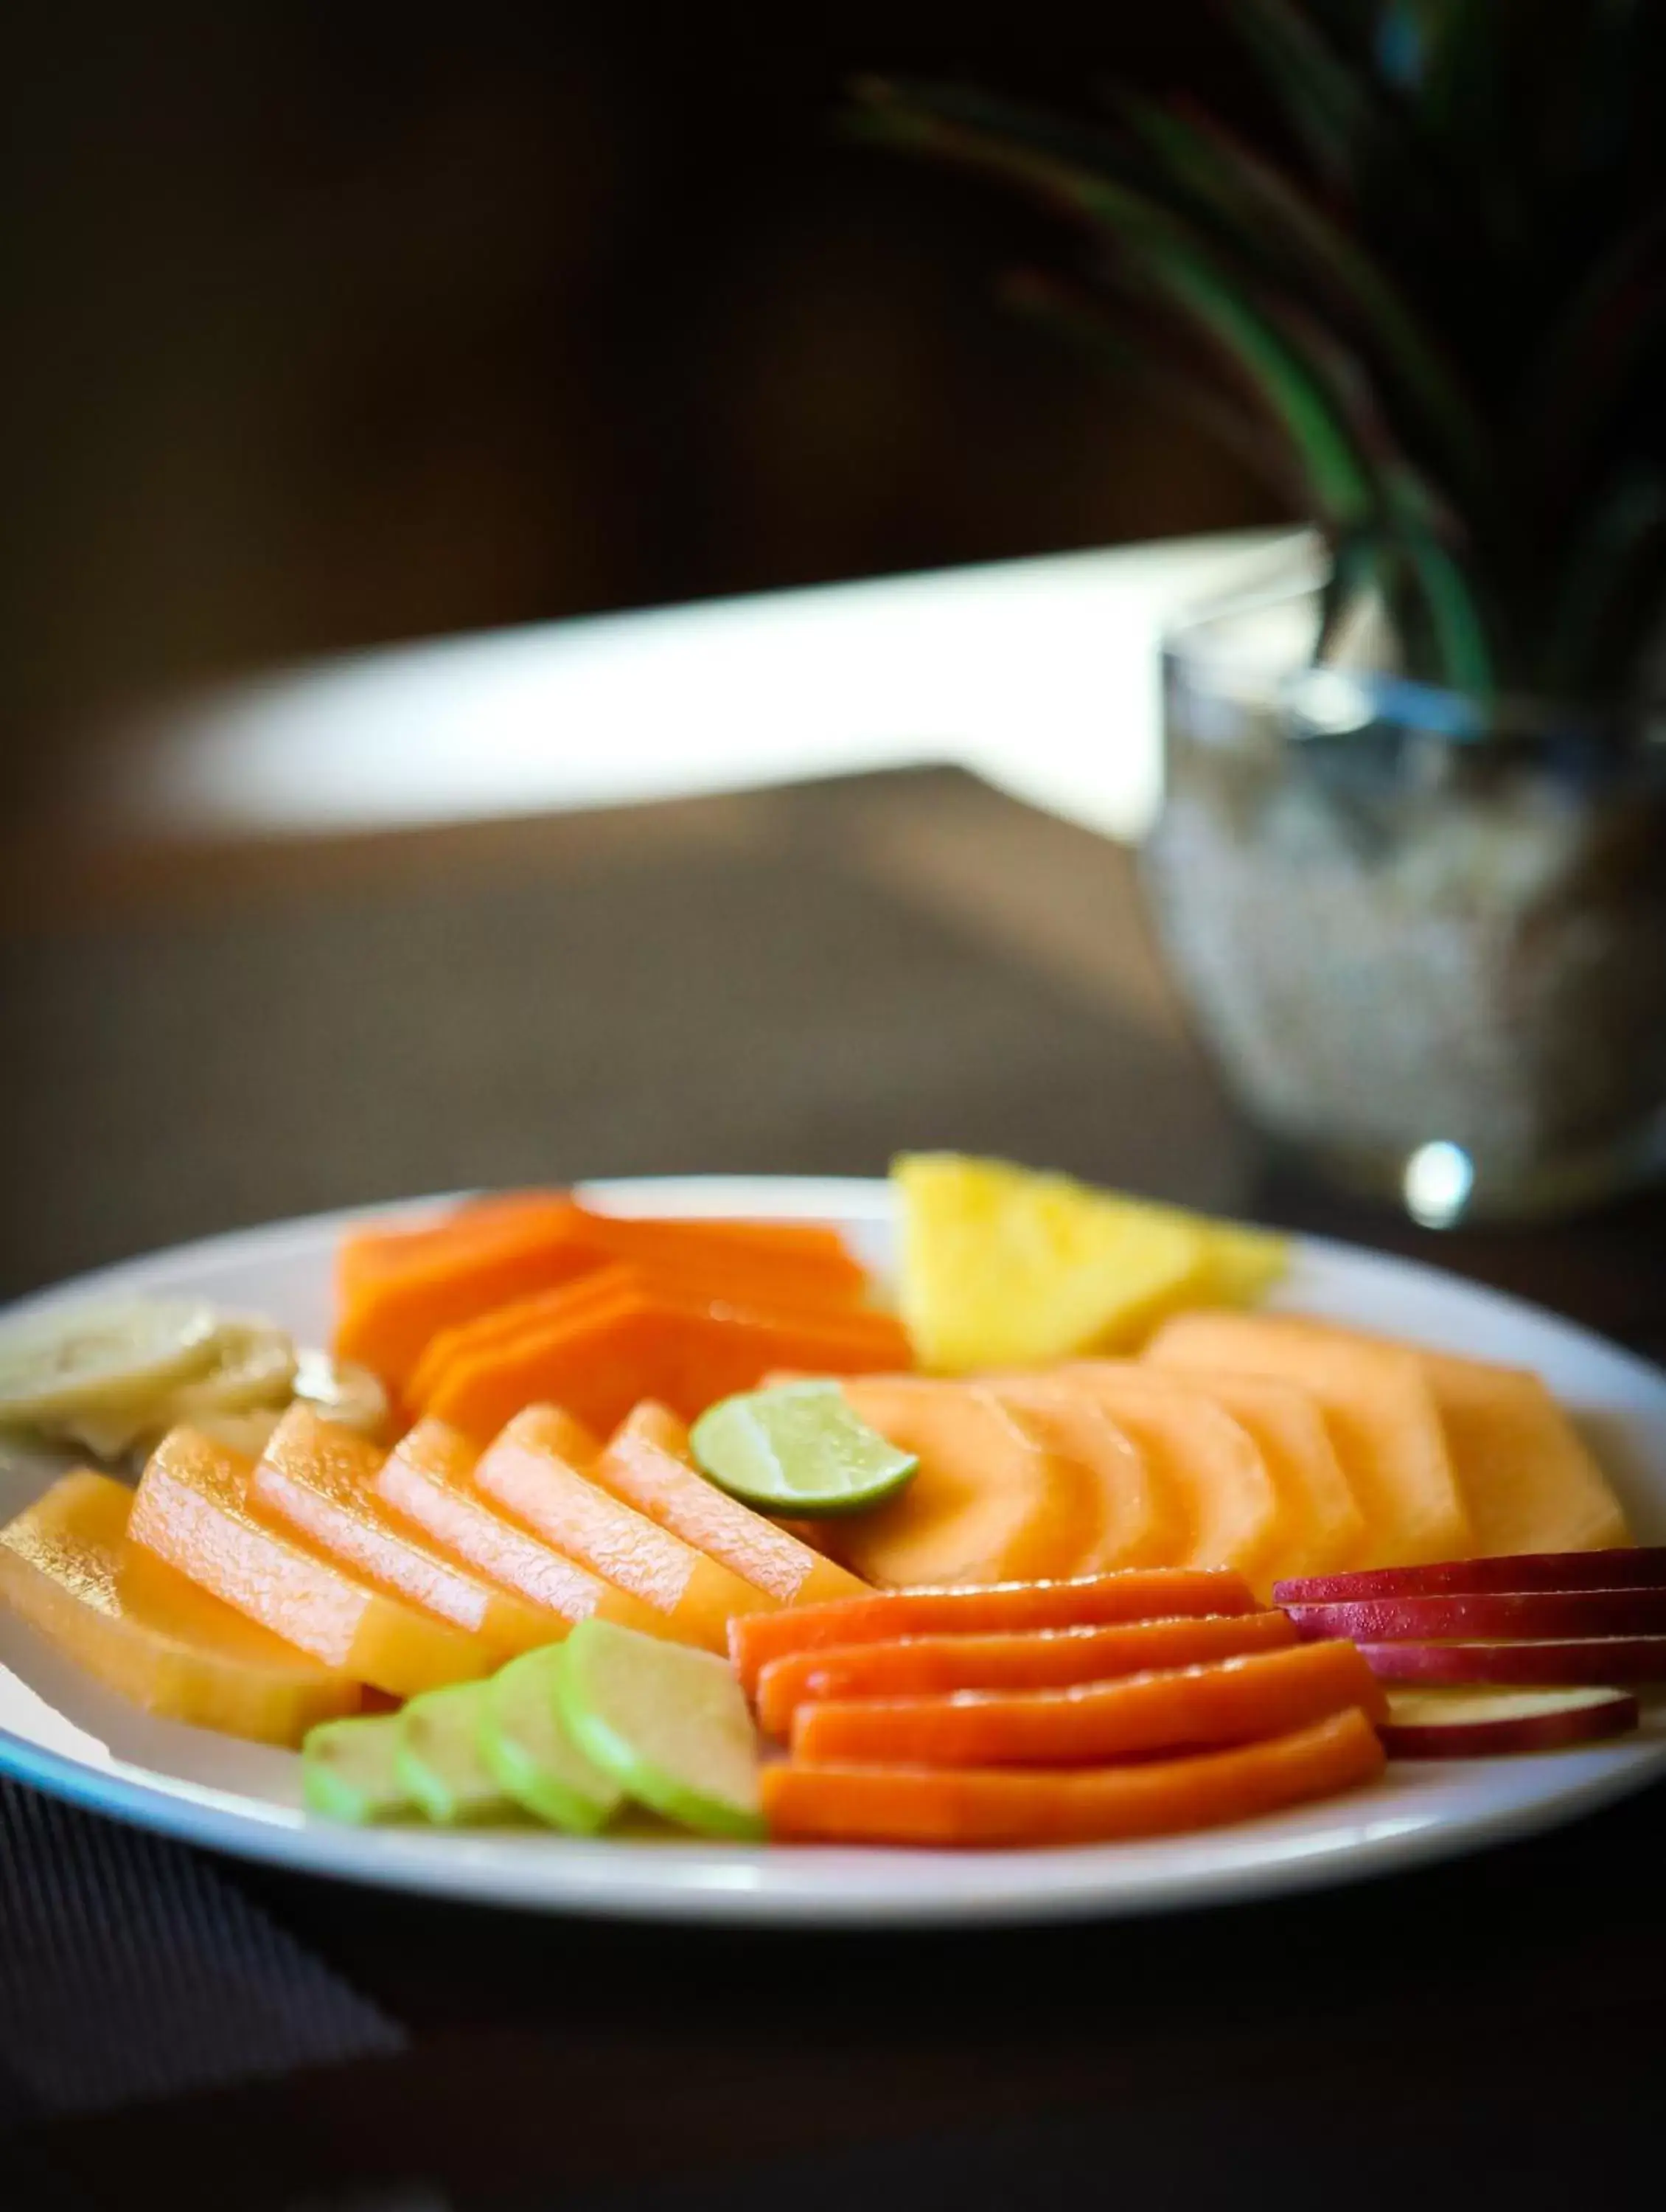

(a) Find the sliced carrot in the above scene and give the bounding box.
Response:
[128,1428,489,1697]
[247,1405,568,1661]
[761,1705,1387,1847]
[728,1568,1258,1696]
[372,1416,670,1638]
[754,1610,1297,1738]
[791,1638,1387,1767]
[428,1285,911,1441]
[591,1402,867,1607]
[473,1405,776,1652]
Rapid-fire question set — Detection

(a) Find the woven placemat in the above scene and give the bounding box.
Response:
[0,1778,404,2121]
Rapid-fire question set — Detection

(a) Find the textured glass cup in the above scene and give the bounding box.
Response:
[1143,553,1666,1223]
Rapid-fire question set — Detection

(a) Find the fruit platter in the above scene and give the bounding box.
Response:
[0,1160,1663,1925]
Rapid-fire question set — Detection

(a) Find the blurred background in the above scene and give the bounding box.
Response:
[4,4,1280,813]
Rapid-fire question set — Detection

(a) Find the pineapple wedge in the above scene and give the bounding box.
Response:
[892,1155,1286,1373]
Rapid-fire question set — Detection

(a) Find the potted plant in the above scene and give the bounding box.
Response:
[852,2,1666,1222]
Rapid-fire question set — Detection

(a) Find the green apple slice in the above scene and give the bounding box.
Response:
[689,1380,919,1515]
[302,1713,414,1824]
[394,1680,518,1825]
[479,1644,624,1833]
[557,1619,767,1840]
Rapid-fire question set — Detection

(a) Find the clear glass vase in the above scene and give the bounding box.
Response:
[1143,546,1666,1224]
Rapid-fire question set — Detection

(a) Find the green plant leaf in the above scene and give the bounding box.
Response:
[1000,268,1300,503]
[1110,91,1486,494]
[850,79,1379,529]
[1226,0,1415,192]
[1542,471,1666,695]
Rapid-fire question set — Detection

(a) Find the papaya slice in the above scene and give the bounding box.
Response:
[593,1402,866,1606]
[373,1417,671,1640]
[473,1405,776,1652]
[0,1469,360,1745]
[128,1427,488,1696]
[249,1405,569,1660]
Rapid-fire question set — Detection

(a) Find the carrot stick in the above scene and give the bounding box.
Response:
[760,1706,1386,1847]
[729,1569,1258,1696]
[790,1639,1387,1767]
[754,1610,1297,1738]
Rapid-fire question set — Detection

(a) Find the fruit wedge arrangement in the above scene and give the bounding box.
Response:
[0,1155,1657,1854]
[333,1194,910,1435]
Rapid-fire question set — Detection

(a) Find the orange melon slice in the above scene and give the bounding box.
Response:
[1146,1313,1471,1568]
[981,1377,1181,1571]
[249,1405,567,1661]
[829,1377,1101,1588]
[128,1427,488,1696]
[1044,1363,1283,1590]
[1244,1322,1629,1559]
[593,1402,866,1606]
[0,1470,360,1745]
[472,1405,776,1652]
[372,1417,671,1638]
[1120,1360,1367,1577]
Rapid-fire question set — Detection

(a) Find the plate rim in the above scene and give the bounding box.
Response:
[4,1174,1665,1927]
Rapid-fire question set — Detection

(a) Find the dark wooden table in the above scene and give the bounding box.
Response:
[7,768,1665,2210]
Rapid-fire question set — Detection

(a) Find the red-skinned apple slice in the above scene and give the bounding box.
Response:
[1275,1548,1666,1604]
[1356,1635,1666,1686]
[1379,1686,1638,1759]
[1283,1587,1666,1644]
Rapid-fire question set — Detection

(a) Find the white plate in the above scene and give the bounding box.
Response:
[2,1176,1664,1926]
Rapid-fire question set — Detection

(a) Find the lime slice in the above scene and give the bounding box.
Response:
[479,1644,624,1833]
[689,1381,918,1516]
[394,1680,518,1825]
[556,1619,765,1840]
[0,1301,221,1427]
[302,1714,414,1824]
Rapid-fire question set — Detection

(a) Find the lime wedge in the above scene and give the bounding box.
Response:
[302,1714,414,1824]
[556,1619,765,1841]
[689,1381,917,1516]
[479,1645,624,1833]
[394,1681,517,1825]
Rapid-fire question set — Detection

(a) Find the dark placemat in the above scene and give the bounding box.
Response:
[0,1778,403,2122]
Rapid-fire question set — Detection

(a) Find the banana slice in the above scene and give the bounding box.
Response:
[292,1349,390,1441]
[0,1301,221,1427]
[169,1321,298,1420]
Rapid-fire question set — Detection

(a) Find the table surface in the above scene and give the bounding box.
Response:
[7,762,1666,2211]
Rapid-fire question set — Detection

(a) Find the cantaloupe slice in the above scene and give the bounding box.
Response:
[128,1427,489,1696]
[1115,1362,1367,1578]
[981,1377,1182,1571]
[829,1377,1101,1588]
[593,1402,867,1606]
[372,1418,671,1639]
[249,1405,568,1661]
[1241,1323,1630,1558]
[1041,1364,1283,1590]
[1146,1313,1471,1569]
[473,1405,776,1652]
[1416,1352,1630,1556]
[0,1470,360,1745]
[893,1155,1214,1371]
